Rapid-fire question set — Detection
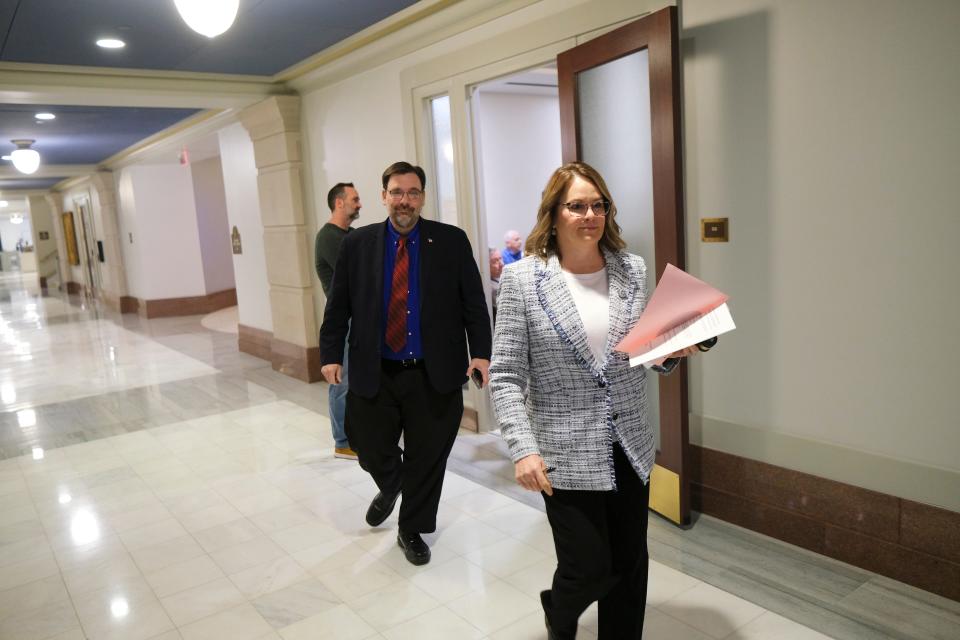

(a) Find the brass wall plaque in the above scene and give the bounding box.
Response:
[701,217,729,242]
[231,226,242,255]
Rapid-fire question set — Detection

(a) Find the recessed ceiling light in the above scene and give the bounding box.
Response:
[35,113,56,120]
[96,38,125,49]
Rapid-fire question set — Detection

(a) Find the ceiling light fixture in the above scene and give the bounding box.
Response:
[10,214,24,225]
[35,112,56,120]
[96,38,126,49]
[174,0,239,38]
[9,140,40,175]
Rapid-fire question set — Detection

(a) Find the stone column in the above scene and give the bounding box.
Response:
[42,193,71,290]
[239,95,320,382]
[89,171,135,313]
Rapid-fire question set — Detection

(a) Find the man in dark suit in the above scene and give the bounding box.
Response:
[319,161,491,566]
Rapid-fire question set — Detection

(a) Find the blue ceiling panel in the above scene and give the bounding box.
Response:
[0,1,17,40]
[0,105,200,164]
[0,0,419,76]
[0,177,63,190]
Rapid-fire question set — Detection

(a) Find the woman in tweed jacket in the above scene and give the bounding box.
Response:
[489,162,698,639]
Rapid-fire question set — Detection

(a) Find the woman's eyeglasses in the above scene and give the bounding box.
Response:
[563,200,610,217]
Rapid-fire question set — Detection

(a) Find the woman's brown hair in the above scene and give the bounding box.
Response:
[524,162,626,259]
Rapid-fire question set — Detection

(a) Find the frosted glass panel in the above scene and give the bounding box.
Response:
[430,96,458,225]
[577,50,661,448]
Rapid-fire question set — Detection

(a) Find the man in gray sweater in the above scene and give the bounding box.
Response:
[315,182,362,459]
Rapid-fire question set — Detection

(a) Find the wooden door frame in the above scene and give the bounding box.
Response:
[557,6,690,525]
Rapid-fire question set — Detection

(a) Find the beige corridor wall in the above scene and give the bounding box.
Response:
[681,0,960,509]
[301,64,408,324]
[115,164,207,301]
[191,156,236,295]
[218,123,273,332]
[26,196,58,282]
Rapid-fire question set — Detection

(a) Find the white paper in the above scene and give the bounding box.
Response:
[629,303,736,368]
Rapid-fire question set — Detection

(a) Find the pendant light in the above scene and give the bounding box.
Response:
[10,140,40,175]
[173,0,240,38]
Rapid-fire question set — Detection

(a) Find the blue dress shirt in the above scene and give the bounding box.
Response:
[382,220,423,359]
[501,248,522,265]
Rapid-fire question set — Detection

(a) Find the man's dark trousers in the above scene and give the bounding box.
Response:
[346,363,463,533]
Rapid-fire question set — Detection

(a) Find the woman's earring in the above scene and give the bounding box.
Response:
[550,227,557,236]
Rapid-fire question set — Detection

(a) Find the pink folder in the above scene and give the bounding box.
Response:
[615,264,728,354]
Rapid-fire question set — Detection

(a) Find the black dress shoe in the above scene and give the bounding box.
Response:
[397,529,431,565]
[365,490,400,527]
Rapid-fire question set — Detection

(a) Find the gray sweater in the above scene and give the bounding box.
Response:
[314,222,350,296]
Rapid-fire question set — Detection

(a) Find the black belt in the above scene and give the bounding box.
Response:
[381,357,425,372]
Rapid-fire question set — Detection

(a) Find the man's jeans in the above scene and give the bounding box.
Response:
[329,339,350,448]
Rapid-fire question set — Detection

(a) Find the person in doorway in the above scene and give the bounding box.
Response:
[489,247,504,323]
[501,229,523,265]
[315,182,362,460]
[489,162,707,639]
[320,161,491,566]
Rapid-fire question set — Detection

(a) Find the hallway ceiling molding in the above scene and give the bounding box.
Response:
[0,64,282,110]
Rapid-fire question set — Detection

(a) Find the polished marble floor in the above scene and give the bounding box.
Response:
[1,270,957,640]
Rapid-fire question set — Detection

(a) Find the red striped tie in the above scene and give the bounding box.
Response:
[386,237,408,352]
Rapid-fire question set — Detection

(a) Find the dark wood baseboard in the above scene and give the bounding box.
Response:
[237,326,321,383]
[690,445,960,602]
[270,337,322,383]
[120,296,139,313]
[100,294,139,314]
[238,324,273,362]
[137,288,237,319]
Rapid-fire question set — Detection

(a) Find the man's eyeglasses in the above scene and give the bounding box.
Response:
[563,200,610,217]
[387,189,424,202]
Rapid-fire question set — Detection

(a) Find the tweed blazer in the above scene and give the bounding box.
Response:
[489,249,655,491]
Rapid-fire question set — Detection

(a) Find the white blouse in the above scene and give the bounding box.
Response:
[561,266,610,363]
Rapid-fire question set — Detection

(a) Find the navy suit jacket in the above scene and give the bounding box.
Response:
[320,218,492,398]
